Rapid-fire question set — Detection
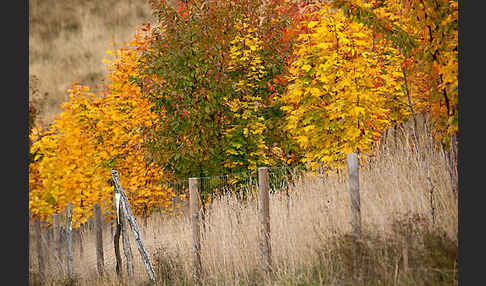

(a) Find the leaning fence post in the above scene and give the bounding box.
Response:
[34,217,46,283]
[111,170,156,283]
[113,218,123,277]
[66,202,74,281]
[346,153,362,239]
[120,200,135,285]
[189,177,202,286]
[94,203,105,277]
[258,167,272,281]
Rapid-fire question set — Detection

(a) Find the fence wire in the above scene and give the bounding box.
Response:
[29,162,335,283]
[160,164,322,210]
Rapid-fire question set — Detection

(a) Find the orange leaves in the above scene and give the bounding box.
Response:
[29,30,174,224]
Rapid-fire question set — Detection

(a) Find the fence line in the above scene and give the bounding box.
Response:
[28,153,382,284]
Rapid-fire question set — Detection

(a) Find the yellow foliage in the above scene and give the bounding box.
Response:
[29,31,174,225]
[279,2,408,169]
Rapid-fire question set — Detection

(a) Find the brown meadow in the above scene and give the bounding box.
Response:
[29,122,458,285]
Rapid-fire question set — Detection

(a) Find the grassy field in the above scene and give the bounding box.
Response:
[28,1,458,284]
[29,124,458,286]
[29,0,152,127]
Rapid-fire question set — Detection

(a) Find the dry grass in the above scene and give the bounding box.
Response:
[29,123,458,285]
[29,0,153,127]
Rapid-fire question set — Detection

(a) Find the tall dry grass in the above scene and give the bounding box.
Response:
[29,0,153,126]
[29,122,458,285]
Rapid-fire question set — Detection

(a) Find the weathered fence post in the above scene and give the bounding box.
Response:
[34,217,46,283]
[110,221,114,238]
[111,170,156,283]
[189,177,202,286]
[186,194,191,219]
[66,202,74,281]
[94,203,105,277]
[46,223,53,265]
[120,201,135,285]
[113,218,123,278]
[347,153,362,239]
[347,153,362,278]
[77,228,84,259]
[52,213,63,266]
[258,167,272,281]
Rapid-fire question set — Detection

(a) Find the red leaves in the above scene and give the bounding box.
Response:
[141,23,151,32]
[176,2,188,19]
[267,82,275,92]
[374,77,384,88]
[401,58,412,70]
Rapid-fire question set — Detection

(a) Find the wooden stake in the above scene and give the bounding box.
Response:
[110,221,114,238]
[189,177,202,286]
[78,228,84,259]
[34,217,46,283]
[45,223,53,267]
[111,170,156,283]
[347,153,362,239]
[120,200,135,285]
[66,202,74,281]
[258,167,272,281]
[52,213,63,266]
[114,219,122,278]
[94,203,105,277]
[347,153,362,279]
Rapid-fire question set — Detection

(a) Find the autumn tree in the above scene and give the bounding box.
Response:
[279,2,409,169]
[29,32,174,224]
[137,0,303,187]
[332,0,458,149]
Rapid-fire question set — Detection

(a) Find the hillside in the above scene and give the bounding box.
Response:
[29,0,153,126]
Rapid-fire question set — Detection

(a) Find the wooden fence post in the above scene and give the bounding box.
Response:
[110,221,114,238]
[78,228,84,259]
[186,193,191,219]
[111,170,156,283]
[66,202,74,281]
[258,167,272,281]
[34,217,46,283]
[94,203,105,277]
[189,177,202,286]
[46,223,52,265]
[120,201,135,285]
[346,153,362,239]
[52,213,63,266]
[347,153,362,278]
[113,218,123,278]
